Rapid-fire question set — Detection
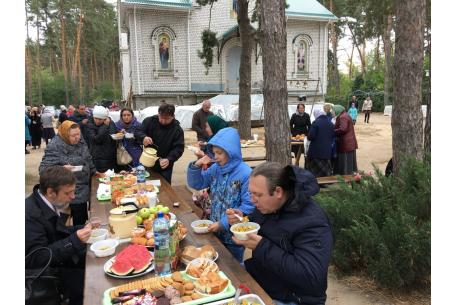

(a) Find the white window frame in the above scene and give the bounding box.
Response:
[151,26,177,78]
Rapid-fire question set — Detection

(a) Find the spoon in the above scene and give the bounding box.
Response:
[233,213,244,222]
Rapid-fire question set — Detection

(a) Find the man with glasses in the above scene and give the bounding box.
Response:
[141,103,184,183]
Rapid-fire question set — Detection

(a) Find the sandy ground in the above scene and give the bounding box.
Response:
[24,113,429,304]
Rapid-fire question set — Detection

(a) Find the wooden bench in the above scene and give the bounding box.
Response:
[317,175,354,186]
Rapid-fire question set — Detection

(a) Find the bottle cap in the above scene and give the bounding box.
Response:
[157,212,164,218]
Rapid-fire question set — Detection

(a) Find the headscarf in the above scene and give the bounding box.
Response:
[333,105,345,117]
[207,115,228,135]
[313,108,326,119]
[58,120,79,145]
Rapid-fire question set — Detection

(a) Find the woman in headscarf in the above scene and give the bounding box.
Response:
[41,107,56,145]
[333,105,358,175]
[39,120,100,225]
[115,108,146,168]
[290,103,311,158]
[29,107,43,149]
[25,113,31,154]
[305,109,335,177]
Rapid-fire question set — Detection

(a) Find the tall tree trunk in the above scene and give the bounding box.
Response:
[25,47,33,106]
[348,44,354,79]
[60,0,70,106]
[382,14,393,106]
[237,0,252,140]
[101,59,106,81]
[392,0,425,175]
[83,41,89,101]
[72,12,84,104]
[375,36,380,70]
[94,52,99,85]
[259,0,291,165]
[348,25,366,77]
[423,22,431,156]
[36,20,43,105]
[90,53,95,90]
[329,0,340,95]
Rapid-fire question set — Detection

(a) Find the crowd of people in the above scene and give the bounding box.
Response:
[25,96,374,305]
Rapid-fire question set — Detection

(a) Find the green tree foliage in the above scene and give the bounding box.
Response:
[198,29,218,75]
[316,156,430,288]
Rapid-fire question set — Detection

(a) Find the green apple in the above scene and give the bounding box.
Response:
[139,208,150,219]
[160,206,170,214]
[156,204,164,210]
[136,215,143,225]
[149,206,159,214]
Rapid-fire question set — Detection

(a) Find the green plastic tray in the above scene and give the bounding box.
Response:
[102,271,235,305]
[97,194,111,201]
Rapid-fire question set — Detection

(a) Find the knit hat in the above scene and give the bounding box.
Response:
[92,105,109,119]
[207,115,228,135]
[333,105,345,117]
[58,120,79,145]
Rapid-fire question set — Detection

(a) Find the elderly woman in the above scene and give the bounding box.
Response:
[333,105,358,175]
[196,115,229,157]
[87,105,119,172]
[115,108,146,167]
[305,109,335,177]
[39,120,99,225]
[29,107,43,149]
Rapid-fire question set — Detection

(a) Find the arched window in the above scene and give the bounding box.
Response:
[151,26,177,77]
[292,34,313,78]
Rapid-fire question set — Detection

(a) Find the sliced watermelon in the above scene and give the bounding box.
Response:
[110,258,134,276]
[110,245,153,275]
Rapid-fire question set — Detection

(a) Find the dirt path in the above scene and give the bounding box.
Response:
[25,113,429,304]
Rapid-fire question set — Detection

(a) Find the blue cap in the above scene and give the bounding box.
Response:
[157,212,164,218]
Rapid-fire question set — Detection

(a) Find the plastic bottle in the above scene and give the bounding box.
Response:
[153,212,171,276]
[136,165,146,194]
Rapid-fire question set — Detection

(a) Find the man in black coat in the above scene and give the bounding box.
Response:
[228,162,333,305]
[191,100,213,142]
[141,103,185,183]
[25,166,93,305]
[69,104,90,147]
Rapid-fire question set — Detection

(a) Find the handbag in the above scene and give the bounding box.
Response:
[117,142,133,165]
[25,247,61,305]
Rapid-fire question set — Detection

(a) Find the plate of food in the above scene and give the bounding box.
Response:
[110,132,125,140]
[104,244,154,279]
[181,245,218,265]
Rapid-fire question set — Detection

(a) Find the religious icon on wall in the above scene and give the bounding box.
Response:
[159,34,170,69]
[297,42,306,73]
[230,0,238,19]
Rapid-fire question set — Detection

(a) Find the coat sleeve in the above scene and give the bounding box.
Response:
[219,173,255,231]
[307,122,317,141]
[289,114,295,133]
[305,115,311,135]
[334,117,350,136]
[25,218,85,267]
[39,143,66,174]
[139,118,150,142]
[133,122,146,145]
[252,221,332,294]
[187,161,214,190]
[166,127,185,162]
[87,123,110,144]
[191,112,203,134]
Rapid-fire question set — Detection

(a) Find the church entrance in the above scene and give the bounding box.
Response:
[226,46,241,93]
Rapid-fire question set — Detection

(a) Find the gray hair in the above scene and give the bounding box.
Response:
[251,162,294,196]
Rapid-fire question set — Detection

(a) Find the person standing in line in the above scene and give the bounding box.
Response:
[362,96,373,123]
[333,105,358,175]
[347,103,358,125]
[290,103,311,158]
[29,107,43,149]
[348,95,359,110]
[41,107,56,146]
[25,113,31,154]
[69,104,90,146]
[115,108,146,168]
[191,100,214,143]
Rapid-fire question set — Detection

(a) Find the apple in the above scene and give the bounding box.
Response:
[149,206,159,214]
[156,204,164,210]
[160,206,170,214]
[139,208,150,219]
[136,215,143,225]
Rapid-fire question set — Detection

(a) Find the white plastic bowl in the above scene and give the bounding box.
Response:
[110,133,124,140]
[87,228,108,244]
[124,132,134,139]
[230,222,260,241]
[191,220,214,234]
[90,239,119,257]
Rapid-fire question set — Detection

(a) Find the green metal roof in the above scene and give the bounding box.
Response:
[286,0,338,21]
[122,0,192,9]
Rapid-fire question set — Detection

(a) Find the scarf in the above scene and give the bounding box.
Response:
[333,105,345,117]
[207,115,228,135]
[58,120,78,145]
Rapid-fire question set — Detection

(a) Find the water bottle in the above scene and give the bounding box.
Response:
[153,212,171,276]
[136,165,146,194]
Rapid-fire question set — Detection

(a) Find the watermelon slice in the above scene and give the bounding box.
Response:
[110,258,134,276]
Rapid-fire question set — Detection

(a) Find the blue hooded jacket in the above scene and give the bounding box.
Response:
[244,166,333,305]
[187,127,255,244]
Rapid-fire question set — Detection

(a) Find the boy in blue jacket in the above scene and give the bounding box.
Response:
[187,127,255,262]
[228,162,333,305]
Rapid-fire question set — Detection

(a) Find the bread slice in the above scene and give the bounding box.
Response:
[181,246,200,262]
[199,245,216,259]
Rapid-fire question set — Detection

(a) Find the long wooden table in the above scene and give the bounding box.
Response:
[83,174,273,305]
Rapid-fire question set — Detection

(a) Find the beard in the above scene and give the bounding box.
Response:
[54,202,70,210]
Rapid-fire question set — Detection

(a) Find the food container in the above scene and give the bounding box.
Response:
[191,219,214,234]
[139,147,159,167]
[230,222,260,241]
[185,258,219,280]
[90,239,119,257]
[146,192,157,207]
[88,228,108,244]
[108,203,139,239]
[110,133,124,140]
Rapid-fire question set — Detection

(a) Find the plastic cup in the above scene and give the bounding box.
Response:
[253,134,259,141]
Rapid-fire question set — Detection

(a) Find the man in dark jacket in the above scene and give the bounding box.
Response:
[25,166,93,305]
[191,100,213,142]
[141,103,184,183]
[86,105,119,172]
[69,104,90,147]
[228,162,333,305]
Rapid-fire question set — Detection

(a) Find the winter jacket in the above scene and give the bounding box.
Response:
[140,115,185,165]
[25,114,31,141]
[39,135,96,204]
[59,111,68,123]
[69,111,90,146]
[25,185,86,269]
[334,111,358,153]
[362,99,373,111]
[115,117,146,167]
[290,112,311,136]
[245,166,333,305]
[41,111,54,128]
[86,117,119,172]
[187,127,255,245]
[347,107,358,121]
[191,108,214,141]
[307,115,335,160]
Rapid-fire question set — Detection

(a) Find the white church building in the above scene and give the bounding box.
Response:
[117,0,337,108]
